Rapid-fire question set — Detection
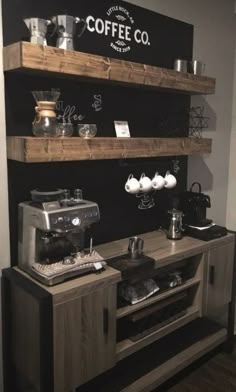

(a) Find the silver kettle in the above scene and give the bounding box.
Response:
[51,15,87,50]
[167,209,184,240]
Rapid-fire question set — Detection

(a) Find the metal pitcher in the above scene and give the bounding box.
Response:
[24,18,52,46]
[128,236,144,259]
[167,209,184,240]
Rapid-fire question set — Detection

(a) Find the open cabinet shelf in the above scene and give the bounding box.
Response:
[77,318,227,392]
[116,306,200,361]
[3,42,216,94]
[116,277,201,320]
[7,136,212,162]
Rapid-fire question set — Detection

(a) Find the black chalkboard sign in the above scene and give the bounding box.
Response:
[3,0,193,265]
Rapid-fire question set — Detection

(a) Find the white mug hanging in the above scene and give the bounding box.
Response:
[139,173,153,193]
[152,172,166,190]
[125,174,140,194]
[164,171,177,189]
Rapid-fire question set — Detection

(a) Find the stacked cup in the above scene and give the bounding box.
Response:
[125,171,177,194]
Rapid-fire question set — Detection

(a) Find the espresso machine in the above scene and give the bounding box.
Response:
[18,191,105,285]
[51,15,87,50]
[24,18,52,46]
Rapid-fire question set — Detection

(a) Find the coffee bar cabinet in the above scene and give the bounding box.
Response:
[2,42,233,392]
[3,232,235,392]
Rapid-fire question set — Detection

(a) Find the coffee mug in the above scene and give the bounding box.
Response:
[164,171,177,189]
[152,172,166,190]
[174,59,188,73]
[125,174,140,194]
[139,173,153,193]
[189,60,205,75]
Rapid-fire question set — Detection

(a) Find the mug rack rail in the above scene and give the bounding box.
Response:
[3,42,216,94]
[7,136,212,163]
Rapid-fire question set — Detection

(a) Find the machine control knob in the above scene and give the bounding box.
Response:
[72,217,81,226]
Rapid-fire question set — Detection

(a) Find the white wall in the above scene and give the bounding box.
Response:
[227,39,236,230]
[127,0,236,226]
[0,0,11,389]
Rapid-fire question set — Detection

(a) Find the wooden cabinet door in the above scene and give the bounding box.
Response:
[206,241,234,317]
[53,284,117,392]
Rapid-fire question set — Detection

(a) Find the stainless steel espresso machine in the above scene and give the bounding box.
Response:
[18,189,105,285]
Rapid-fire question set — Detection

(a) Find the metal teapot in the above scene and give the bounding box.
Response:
[51,15,87,50]
[167,209,184,240]
[24,18,52,46]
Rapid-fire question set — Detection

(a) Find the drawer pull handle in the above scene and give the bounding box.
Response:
[103,308,109,335]
[209,265,215,285]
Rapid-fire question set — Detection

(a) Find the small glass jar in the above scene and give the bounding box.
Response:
[57,123,74,137]
[77,124,97,139]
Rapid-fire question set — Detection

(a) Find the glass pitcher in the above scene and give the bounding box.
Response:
[32,90,60,137]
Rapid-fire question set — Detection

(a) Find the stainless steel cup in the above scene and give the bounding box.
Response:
[174,59,188,73]
[189,60,205,75]
[128,236,144,259]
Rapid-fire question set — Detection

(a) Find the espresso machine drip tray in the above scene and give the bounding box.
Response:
[31,251,106,285]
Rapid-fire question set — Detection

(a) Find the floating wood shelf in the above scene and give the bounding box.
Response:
[3,42,215,94]
[7,137,212,163]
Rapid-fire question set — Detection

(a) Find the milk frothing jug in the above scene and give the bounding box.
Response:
[167,209,184,240]
[128,237,144,259]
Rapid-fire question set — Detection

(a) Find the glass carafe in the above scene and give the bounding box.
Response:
[32,90,60,137]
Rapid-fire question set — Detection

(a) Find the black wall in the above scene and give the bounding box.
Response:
[2,0,193,264]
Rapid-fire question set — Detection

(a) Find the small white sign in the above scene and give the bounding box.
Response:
[114,121,131,138]
[94,262,103,270]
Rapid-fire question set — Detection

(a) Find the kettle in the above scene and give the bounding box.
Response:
[51,15,87,50]
[167,209,184,240]
[24,18,52,46]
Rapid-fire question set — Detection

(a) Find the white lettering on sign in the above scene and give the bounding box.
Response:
[86,5,151,54]
[92,95,103,112]
[56,103,85,123]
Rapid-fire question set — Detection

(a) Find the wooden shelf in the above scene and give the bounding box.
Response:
[7,136,212,163]
[3,42,215,95]
[116,277,201,320]
[116,306,200,361]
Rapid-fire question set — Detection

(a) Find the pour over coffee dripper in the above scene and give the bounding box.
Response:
[32,90,60,137]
